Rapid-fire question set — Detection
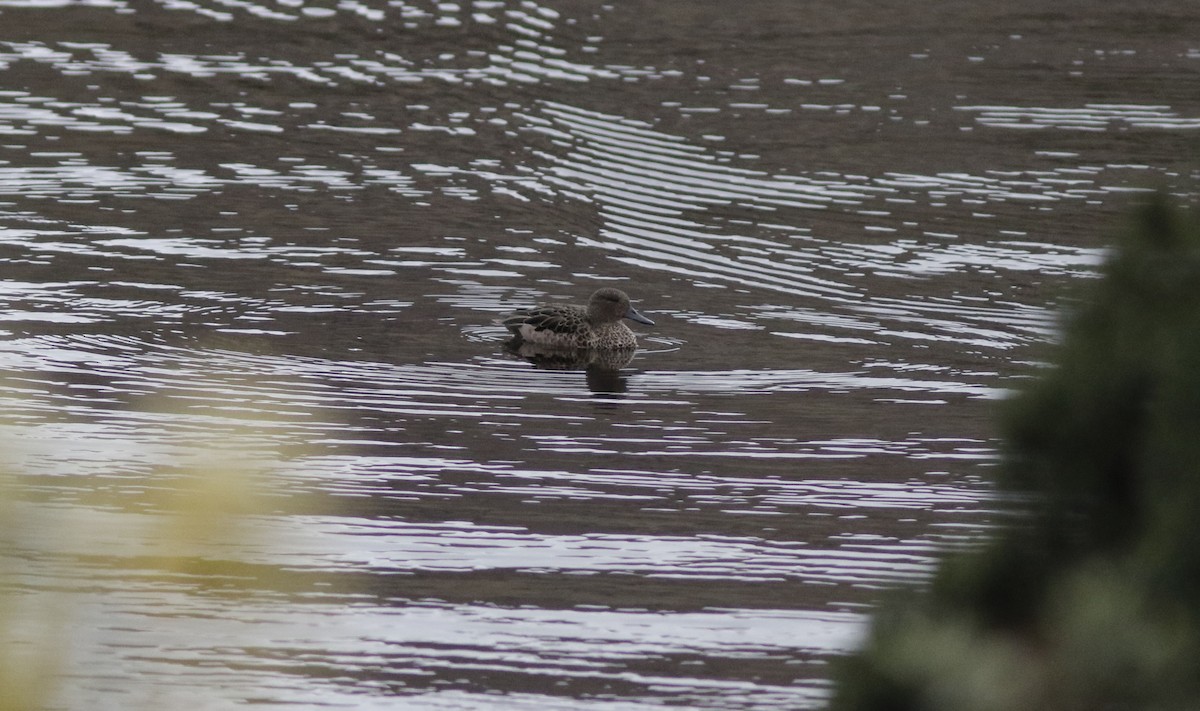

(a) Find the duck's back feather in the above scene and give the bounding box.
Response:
[503,305,591,347]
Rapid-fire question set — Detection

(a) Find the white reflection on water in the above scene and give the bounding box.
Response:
[0,2,610,87]
[958,103,1200,131]
[40,583,852,709]
[2,372,983,708]
[4,497,941,584]
[525,101,1110,350]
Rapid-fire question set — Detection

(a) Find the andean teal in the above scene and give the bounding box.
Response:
[502,288,654,349]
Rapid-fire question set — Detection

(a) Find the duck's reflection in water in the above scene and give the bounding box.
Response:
[504,340,633,396]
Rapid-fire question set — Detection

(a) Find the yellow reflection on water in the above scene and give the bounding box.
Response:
[0,388,313,710]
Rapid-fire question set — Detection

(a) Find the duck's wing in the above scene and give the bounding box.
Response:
[503,306,583,335]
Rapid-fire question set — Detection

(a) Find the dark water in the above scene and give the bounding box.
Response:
[1,1,1197,708]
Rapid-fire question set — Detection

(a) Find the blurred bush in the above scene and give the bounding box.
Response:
[831,196,1200,711]
[0,404,288,711]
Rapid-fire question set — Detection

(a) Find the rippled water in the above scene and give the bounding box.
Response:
[1,1,1197,708]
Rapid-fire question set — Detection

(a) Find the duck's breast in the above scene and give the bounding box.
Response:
[592,322,638,349]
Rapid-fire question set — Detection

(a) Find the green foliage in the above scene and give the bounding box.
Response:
[830,196,1200,710]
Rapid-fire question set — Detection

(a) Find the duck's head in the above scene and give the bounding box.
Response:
[588,288,655,326]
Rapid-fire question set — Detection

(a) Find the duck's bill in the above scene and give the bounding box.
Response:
[625,307,655,326]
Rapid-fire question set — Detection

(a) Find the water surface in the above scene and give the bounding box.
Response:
[1,1,1197,708]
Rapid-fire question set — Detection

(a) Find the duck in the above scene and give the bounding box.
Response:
[502,287,655,349]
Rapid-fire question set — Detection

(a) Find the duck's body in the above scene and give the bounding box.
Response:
[502,288,654,349]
